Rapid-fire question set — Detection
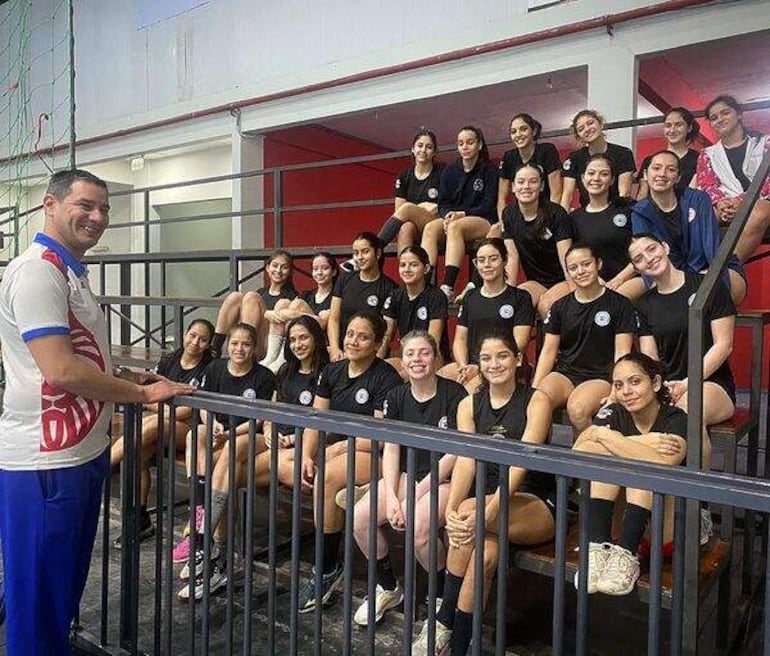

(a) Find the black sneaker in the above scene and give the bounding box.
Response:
[177,555,228,602]
[114,513,155,549]
[297,564,343,613]
[340,258,359,274]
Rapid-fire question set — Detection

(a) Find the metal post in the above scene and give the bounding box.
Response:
[119,262,131,345]
[67,0,76,168]
[143,190,151,349]
[273,170,283,248]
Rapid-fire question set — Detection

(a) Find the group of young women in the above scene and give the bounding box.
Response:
[108,93,767,654]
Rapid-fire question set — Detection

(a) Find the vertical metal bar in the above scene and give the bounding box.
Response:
[161,262,168,347]
[165,404,182,656]
[119,403,139,653]
[229,254,238,293]
[187,410,200,656]
[426,451,439,655]
[100,406,113,646]
[763,516,770,656]
[576,479,590,656]
[471,460,487,656]
[200,415,215,651]
[12,207,19,258]
[273,169,283,248]
[143,190,151,349]
[243,419,258,656]
[120,262,131,346]
[342,437,356,656]
[153,402,165,656]
[225,423,237,654]
[289,424,304,656]
[647,493,664,656]
[99,261,106,296]
[67,0,76,168]
[552,475,568,656]
[670,496,686,656]
[403,447,417,654]
[175,305,184,352]
[495,465,510,656]
[366,442,380,653]
[314,431,327,656]
[265,425,282,654]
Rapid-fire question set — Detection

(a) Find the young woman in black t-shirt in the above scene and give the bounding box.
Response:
[297,312,403,613]
[497,113,562,219]
[110,318,214,545]
[419,331,554,654]
[533,244,636,435]
[570,153,644,300]
[421,125,499,300]
[629,234,736,450]
[350,331,466,626]
[262,252,338,367]
[637,107,700,199]
[383,246,450,377]
[501,162,573,317]
[442,238,535,392]
[560,109,636,210]
[329,233,396,360]
[210,250,297,362]
[572,353,687,596]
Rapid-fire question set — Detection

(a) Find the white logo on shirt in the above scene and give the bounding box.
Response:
[190,377,200,389]
[499,304,514,319]
[613,213,628,227]
[395,179,401,189]
[299,390,313,405]
[541,227,553,240]
[595,405,613,420]
[687,293,696,306]
[383,296,392,310]
[543,310,551,325]
[473,178,484,192]
[366,295,379,307]
[594,311,611,327]
[243,388,257,400]
[355,388,370,404]
[457,306,463,319]
[382,399,388,416]
[417,306,428,320]
[438,416,448,429]
[428,187,438,199]
[563,159,571,171]
[688,207,696,223]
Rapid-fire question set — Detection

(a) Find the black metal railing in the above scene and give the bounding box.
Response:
[73,391,770,655]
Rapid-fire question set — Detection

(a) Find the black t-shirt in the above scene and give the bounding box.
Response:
[457,286,536,364]
[333,272,397,348]
[394,164,444,204]
[274,369,318,436]
[563,143,636,206]
[592,402,688,442]
[724,141,751,192]
[259,285,298,311]
[636,272,736,401]
[473,385,555,494]
[383,285,450,361]
[569,204,632,281]
[316,359,402,441]
[498,143,562,200]
[501,201,572,287]
[155,348,211,387]
[638,149,698,193]
[383,377,467,479]
[544,289,637,381]
[302,288,333,316]
[200,359,276,427]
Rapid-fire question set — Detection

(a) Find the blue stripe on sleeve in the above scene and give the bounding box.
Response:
[21,326,70,342]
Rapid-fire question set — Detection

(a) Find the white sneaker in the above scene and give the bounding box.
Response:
[574,541,612,594]
[412,617,452,656]
[439,284,455,302]
[353,583,404,626]
[177,559,228,601]
[598,545,640,596]
[179,542,221,581]
[454,282,475,305]
[700,508,714,546]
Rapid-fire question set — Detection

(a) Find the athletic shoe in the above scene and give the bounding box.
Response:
[179,542,222,581]
[182,504,205,538]
[340,258,359,274]
[334,483,370,510]
[454,282,475,305]
[439,284,455,302]
[177,557,228,602]
[113,512,155,549]
[700,508,714,546]
[297,564,344,613]
[353,583,404,625]
[598,545,640,596]
[573,541,612,594]
[173,506,205,564]
[412,617,452,656]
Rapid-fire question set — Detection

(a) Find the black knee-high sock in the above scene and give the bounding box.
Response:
[436,571,462,628]
[322,532,342,574]
[620,504,650,554]
[377,216,403,246]
[436,568,446,598]
[588,498,614,543]
[376,555,398,590]
[450,610,473,655]
[443,265,460,289]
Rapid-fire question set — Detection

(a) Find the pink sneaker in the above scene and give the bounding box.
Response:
[172,536,191,564]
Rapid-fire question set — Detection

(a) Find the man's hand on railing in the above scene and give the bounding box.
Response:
[141,376,196,405]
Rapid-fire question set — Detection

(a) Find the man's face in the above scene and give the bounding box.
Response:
[44,180,110,257]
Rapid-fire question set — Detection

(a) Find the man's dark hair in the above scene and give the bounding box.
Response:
[46,169,108,200]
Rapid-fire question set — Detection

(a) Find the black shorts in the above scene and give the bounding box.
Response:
[553,367,608,388]
[518,481,558,521]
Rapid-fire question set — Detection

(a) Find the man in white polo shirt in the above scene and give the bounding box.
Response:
[0,169,194,655]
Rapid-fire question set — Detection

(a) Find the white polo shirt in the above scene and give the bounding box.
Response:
[0,233,113,470]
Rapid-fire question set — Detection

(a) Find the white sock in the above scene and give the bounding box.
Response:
[259,333,284,365]
[267,350,286,374]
